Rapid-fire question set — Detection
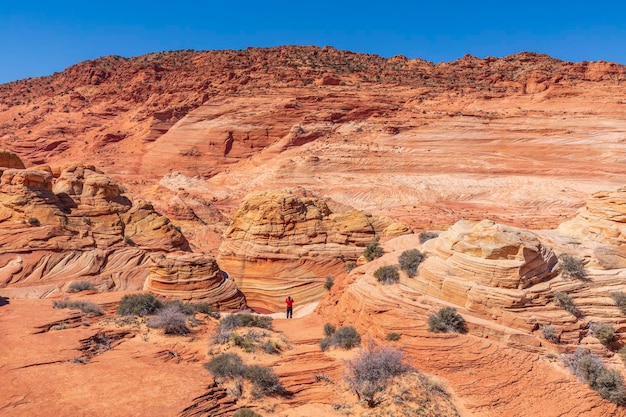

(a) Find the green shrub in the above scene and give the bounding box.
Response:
[541,324,559,343]
[28,217,40,226]
[321,325,361,351]
[324,323,336,337]
[554,292,582,318]
[363,239,383,261]
[559,254,587,280]
[563,348,626,404]
[324,275,334,290]
[398,249,424,278]
[373,265,400,284]
[419,231,438,244]
[67,281,96,293]
[163,300,220,318]
[53,299,103,316]
[233,408,264,417]
[117,293,163,316]
[611,291,626,315]
[346,343,411,407]
[148,305,190,335]
[386,332,401,341]
[204,353,246,379]
[261,340,281,355]
[243,365,284,396]
[591,323,617,346]
[428,307,465,333]
[230,333,256,352]
[345,262,357,272]
[219,314,272,332]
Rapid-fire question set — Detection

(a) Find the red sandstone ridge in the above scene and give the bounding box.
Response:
[0,46,625,249]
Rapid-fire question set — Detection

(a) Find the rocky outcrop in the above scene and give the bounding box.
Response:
[147,253,246,310]
[0,163,192,297]
[217,189,411,312]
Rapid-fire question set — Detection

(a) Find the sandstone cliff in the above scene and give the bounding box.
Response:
[217,189,411,312]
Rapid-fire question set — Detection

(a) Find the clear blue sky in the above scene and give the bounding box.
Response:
[1,1,625,84]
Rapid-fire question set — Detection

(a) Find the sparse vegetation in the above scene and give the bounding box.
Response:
[419,231,439,244]
[398,249,424,278]
[553,292,582,318]
[67,281,96,293]
[611,291,626,315]
[320,325,361,351]
[428,307,465,333]
[541,324,559,343]
[386,332,401,341]
[148,305,190,335]
[345,261,357,272]
[219,314,273,332]
[324,275,334,290]
[53,298,103,316]
[363,238,383,261]
[244,365,284,397]
[373,265,400,284]
[563,348,626,404]
[233,408,263,417]
[558,254,587,280]
[346,343,411,407]
[28,217,40,226]
[205,353,246,379]
[117,293,163,316]
[591,323,617,346]
[324,323,336,337]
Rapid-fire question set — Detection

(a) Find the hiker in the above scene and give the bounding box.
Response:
[285,296,294,319]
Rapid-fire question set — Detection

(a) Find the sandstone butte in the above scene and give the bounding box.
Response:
[1,46,626,416]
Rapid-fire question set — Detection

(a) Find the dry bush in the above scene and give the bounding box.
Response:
[148,305,190,335]
[559,254,587,280]
[563,348,626,404]
[53,298,103,316]
[373,265,400,284]
[419,231,439,244]
[219,314,272,332]
[204,353,246,379]
[554,292,582,318]
[428,307,465,333]
[346,343,411,407]
[67,281,96,293]
[363,239,383,261]
[117,293,163,316]
[320,326,361,351]
[398,249,424,278]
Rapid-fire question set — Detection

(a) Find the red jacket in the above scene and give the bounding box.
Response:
[285,298,294,307]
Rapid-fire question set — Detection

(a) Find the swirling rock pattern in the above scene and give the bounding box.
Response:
[217,189,411,312]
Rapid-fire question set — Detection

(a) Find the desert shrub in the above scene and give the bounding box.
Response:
[373,265,400,285]
[204,353,246,379]
[611,291,626,315]
[398,249,424,278]
[261,340,282,355]
[230,333,256,352]
[233,408,263,417]
[53,299,103,316]
[553,292,582,318]
[386,332,401,341]
[428,307,465,333]
[324,323,336,337]
[419,231,439,244]
[363,239,383,261]
[346,343,411,407]
[345,262,357,272]
[148,305,190,335]
[163,300,220,318]
[67,281,96,293]
[244,365,284,396]
[117,293,163,316]
[559,254,587,280]
[591,323,617,346]
[619,347,626,365]
[324,275,334,290]
[219,314,272,332]
[28,217,40,226]
[321,325,361,351]
[541,324,559,343]
[563,348,626,404]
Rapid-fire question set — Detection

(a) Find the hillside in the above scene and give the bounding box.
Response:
[1,46,626,416]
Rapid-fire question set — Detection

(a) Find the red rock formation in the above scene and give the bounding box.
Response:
[217,189,411,312]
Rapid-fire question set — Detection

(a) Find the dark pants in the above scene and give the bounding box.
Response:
[286,307,293,318]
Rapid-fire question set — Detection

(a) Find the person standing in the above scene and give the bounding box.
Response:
[285,296,294,319]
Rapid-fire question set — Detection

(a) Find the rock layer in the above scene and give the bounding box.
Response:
[217,189,411,312]
[147,252,246,310]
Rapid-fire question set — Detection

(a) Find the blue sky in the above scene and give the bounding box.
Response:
[1,1,625,84]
